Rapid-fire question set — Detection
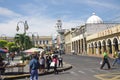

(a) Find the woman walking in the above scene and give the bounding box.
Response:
[52,55,58,74]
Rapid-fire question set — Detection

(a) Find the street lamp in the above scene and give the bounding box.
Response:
[32,32,39,46]
[27,32,39,46]
[16,20,29,34]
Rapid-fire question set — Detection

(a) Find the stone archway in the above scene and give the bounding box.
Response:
[98,41,102,54]
[107,39,112,54]
[102,40,106,52]
[113,38,119,51]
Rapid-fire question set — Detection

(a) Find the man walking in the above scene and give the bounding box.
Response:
[112,50,120,66]
[100,50,111,70]
[29,53,40,80]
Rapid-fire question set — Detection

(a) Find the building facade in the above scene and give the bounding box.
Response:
[87,24,120,57]
[64,13,120,57]
[64,29,73,54]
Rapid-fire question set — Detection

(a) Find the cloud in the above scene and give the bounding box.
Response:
[0,13,83,37]
[19,3,47,15]
[0,7,21,18]
[85,0,120,9]
[0,19,18,37]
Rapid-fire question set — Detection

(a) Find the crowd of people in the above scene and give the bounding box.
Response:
[1,48,120,80]
[29,51,63,80]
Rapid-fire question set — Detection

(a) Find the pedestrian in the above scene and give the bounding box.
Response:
[100,50,111,70]
[58,55,63,67]
[0,58,6,75]
[113,50,120,66]
[10,52,15,61]
[46,54,52,71]
[52,55,58,74]
[39,55,45,73]
[29,53,40,80]
[0,55,8,80]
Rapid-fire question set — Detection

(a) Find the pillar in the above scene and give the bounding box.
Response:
[106,45,109,54]
[112,44,115,54]
[101,46,104,54]
[118,43,120,50]
[98,47,100,54]
[94,47,96,55]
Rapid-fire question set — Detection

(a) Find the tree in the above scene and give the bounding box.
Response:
[14,33,32,50]
[6,42,19,52]
[0,40,8,48]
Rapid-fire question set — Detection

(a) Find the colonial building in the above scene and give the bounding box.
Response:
[87,24,120,57]
[0,37,14,42]
[33,36,53,50]
[64,13,120,57]
[64,28,75,54]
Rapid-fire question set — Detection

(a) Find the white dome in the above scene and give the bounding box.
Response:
[86,13,103,24]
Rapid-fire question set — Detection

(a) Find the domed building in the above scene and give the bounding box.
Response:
[86,13,103,24]
[85,13,120,56]
[66,13,120,58]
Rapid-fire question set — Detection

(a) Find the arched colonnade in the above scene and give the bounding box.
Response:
[88,37,120,56]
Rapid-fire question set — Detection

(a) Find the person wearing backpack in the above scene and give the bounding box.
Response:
[100,50,111,70]
[29,53,40,80]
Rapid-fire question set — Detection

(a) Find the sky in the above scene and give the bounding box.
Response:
[0,0,120,37]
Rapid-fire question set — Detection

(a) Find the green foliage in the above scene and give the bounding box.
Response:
[11,46,19,52]
[7,42,15,48]
[14,33,33,50]
[0,40,8,48]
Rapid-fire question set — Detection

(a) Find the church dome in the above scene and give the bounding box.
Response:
[86,13,103,24]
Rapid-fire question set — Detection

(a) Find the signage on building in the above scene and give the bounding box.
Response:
[98,25,120,37]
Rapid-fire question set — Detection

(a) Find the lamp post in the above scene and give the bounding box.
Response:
[16,21,29,63]
[16,20,29,34]
[16,20,29,50]
[27,32,39,46]
[32,32,39,46]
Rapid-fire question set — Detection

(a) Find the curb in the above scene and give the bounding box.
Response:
[3,64,72,80]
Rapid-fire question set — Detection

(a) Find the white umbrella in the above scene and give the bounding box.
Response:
[23,48,44,54]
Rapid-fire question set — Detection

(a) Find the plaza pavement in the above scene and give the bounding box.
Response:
[2,54,120,80]
[1,56,72,80]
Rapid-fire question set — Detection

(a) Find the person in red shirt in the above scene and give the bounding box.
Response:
[52,55,58,74]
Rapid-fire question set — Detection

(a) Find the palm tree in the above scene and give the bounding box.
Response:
[14,33,32,50]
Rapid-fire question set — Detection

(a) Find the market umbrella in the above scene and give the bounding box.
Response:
[0,48,8,53]
[23,48,44,54]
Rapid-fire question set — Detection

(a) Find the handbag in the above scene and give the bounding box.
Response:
[100,60,103,65]
[50,62,55,67]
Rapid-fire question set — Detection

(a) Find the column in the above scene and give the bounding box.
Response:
[106,45,110,54]
[101,46,104,54]
[118,43,120,50]
[98,47,100,55]
[112,44,115,55]
[80,40,82,54]
[78,40,79,54]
